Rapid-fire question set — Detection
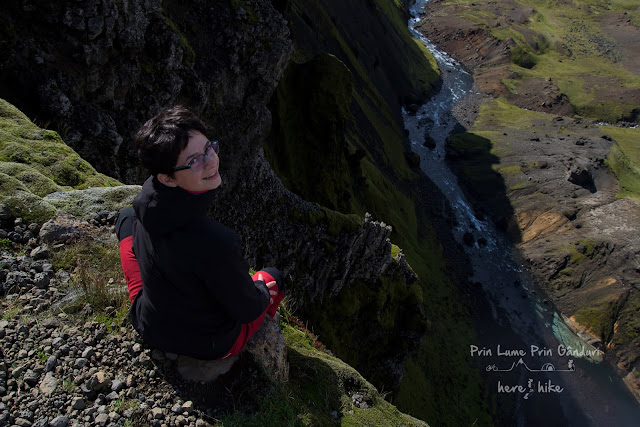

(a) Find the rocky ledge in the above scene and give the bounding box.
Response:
[1,213,277,427]
[0,210,426,426]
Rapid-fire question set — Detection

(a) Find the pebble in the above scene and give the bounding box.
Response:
[71,397,86,410]
[94,413,109,425]
[45,355,57,371]
[39,372,59,396]
[15,418,33,427]
[74,358,89,369]
[49,415,69,427]
[110,378,124,391]
[23,369,39,386]
[87,371,111,391]
[152,407,164,419]
[105,391,119,401]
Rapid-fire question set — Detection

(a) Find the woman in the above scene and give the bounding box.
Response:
[115,105,284,360]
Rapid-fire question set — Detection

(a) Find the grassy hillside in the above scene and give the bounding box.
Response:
[601,126,640,198]
[428,0,640,122]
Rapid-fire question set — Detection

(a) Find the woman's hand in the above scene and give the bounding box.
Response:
[259,273,278,304]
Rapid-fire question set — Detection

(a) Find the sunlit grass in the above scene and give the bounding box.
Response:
[600,125,640,198]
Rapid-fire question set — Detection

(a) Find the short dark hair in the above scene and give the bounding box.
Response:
[134,105,208,176]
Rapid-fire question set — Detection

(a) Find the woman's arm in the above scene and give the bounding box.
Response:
[199,231,270,323]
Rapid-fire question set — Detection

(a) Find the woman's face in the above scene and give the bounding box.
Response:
[160,130,222,193]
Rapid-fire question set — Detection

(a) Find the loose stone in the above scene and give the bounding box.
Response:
[71,397,86,410]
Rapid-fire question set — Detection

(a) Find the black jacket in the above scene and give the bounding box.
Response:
[129,177,270,359]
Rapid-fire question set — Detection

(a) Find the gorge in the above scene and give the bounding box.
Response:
[1,0,639,425]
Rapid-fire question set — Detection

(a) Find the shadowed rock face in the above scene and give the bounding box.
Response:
[0,0,292,184]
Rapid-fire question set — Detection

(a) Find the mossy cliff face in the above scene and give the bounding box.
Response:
[265,1,491,424]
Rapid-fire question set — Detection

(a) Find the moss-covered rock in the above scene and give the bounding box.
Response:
[279,321,429,426]
[0,172,57,224]
[601,126,640,199]
[44,186,142,221]
[0,98,122,223]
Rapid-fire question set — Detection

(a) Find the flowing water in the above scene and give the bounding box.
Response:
[404,1,640,425]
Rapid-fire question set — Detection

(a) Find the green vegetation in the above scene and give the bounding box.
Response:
[51,237,129,316]
[574,295,621,344]
[391,244,401,259]
[62,378,77,393]
[37,348,48,364]
[163,16,196,67]
[221,320,427,426]
[612,294,640,346]
[1,301,22,320]
[266,1,493,423]
[0,238,12,251]
[0,98,121,223]
[440,0,640,122]
[600,126,640,198]
[303,274,428,388]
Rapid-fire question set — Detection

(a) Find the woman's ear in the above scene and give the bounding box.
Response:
[157,173,178,187]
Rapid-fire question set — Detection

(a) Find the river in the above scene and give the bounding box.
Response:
[403,0,640,425]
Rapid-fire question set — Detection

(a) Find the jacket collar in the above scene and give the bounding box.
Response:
[133,176,218,235]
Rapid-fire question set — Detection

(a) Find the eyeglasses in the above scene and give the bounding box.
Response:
[173,140,219,173]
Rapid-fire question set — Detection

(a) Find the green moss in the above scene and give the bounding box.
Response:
[0,173,57,223]
[303,273,428,390]
[163,16,196,67]
[509,181,531,190]
[278,322,428,426]
[0,98,122,223]
[612,294,640,345]
[600,126,640,198]
[303,205,361,236]
[510,45,538,69]
[495,165,523,176]
[0,163,63,196]
[501,78,519,94]
[1,192,57,224]
[574,297,620,344]
[390,243,401,259]
[222,319,426,426]
[266,54,357,212]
